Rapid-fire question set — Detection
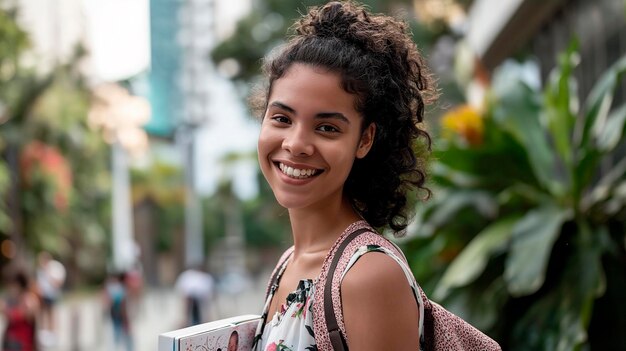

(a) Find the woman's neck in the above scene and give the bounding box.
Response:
[288,197,362,258]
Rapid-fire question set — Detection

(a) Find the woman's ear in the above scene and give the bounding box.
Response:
[356,122,376,159]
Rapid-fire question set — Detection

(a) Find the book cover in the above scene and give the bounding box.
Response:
[158,314,262,351]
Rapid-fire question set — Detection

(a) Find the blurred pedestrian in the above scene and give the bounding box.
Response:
[0,267,40,351]
[35,251,65,346]
[124,266,144,318]
[175,265,215,327]
[102,272,134,351]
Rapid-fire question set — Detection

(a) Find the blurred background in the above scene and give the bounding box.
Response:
[0,0,624,350]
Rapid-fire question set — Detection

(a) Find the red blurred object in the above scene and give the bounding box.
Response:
[20,141,73,211]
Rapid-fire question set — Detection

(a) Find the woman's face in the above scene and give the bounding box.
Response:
[257,63,374,212]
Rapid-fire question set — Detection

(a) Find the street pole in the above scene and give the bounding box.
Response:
[111,141,135,271]
[182,128,203,268]
[89,83,149,273]
[179,0,214,268]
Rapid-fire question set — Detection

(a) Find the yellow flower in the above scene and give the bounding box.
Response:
[441,105,483,146]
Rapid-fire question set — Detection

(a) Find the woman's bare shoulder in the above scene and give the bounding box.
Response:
[341,252,420,350]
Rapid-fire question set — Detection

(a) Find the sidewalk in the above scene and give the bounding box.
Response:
[48,288,181,351]
[43,273,268,351]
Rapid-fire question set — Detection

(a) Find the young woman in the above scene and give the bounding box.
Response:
[253,1,435,350]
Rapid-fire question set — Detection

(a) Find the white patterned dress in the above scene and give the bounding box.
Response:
[254,222,423,351]
[255,275,318,351]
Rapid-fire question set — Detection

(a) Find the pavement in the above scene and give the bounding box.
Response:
[0,272,269,351]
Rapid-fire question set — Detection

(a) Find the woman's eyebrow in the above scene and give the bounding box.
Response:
[315,112,350,124]
[269,101,295,114]
[269,101,350,124]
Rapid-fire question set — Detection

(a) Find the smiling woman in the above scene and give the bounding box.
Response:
[257,64,375,212]
[250,2,433,350]
[249,2,497,351]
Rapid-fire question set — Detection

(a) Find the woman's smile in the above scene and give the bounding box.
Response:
[276,162,322,179]
[257,63,374,211]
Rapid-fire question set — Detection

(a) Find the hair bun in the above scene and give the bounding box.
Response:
[297,1,365,44]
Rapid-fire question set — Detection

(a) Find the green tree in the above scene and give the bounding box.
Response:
[19,52,112,285]
[0,4,111,285]
[407,43,626,350]
[131,161,184,253]
[211,0,429,84]
[203,152,290,251]
[0,4,55,262]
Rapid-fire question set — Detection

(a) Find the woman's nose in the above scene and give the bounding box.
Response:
[282,126,314,156]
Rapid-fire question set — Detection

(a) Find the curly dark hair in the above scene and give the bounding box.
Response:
[252,1,436,235]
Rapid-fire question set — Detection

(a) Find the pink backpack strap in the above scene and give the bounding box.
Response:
[311,226,502,351]
[312,226,408,351]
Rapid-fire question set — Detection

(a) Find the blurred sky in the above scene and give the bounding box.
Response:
[18,0,259,199]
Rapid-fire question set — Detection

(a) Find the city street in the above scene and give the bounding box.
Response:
[0,272,269,351]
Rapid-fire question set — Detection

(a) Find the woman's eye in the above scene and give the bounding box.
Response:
[271,115,290,124]
[317,125,339,133]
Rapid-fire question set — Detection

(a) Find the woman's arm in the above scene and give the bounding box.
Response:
[342,252,420,351]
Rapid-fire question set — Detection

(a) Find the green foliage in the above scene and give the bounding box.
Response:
[0,3,55,251]
[0,158,9,232]
[131,161,184,252]
[211,0,430,83]
[0,3,111,284]
[203,170,290,251]
[24,66,110,254]
[0,4,29,83]
[407,43,626,349]
[211,0,329,81]
[241,171,290,248]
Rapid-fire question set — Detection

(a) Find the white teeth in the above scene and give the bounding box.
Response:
[278,163,318,179]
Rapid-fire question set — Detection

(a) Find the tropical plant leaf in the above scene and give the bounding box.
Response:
[420,189,498,236]
[434,216,518,300]
[572,59,626,196]
[580,54,626,149]
[504,204,572,296]
[581,155,626,211]
[511,224,605,351]
[596,103,626,152]
[490,64,561,196]
[434,120,539,190]
[512,287,587,351]
[430,162,481,188]
[543,40,579,168]
[576,224,607,300]
[441,278,508,332]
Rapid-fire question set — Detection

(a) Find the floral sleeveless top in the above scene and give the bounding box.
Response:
[254,224,423,350]
[255,275,317,351]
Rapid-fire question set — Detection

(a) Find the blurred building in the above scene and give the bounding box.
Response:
[16,0,151,81]
[141,0,256,285]
[146,0,182,138]
[466,0,626,101]
[12,0,256,286]
[15,0,86,73]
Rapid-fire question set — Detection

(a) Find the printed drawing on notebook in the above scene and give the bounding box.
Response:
[158,314,261,351]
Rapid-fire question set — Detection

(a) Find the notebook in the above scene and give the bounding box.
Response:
[158,314,262,351]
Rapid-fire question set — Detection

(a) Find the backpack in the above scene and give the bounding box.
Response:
[108,284,128,327]
[110,291,125,322]
[267,225,502,351]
